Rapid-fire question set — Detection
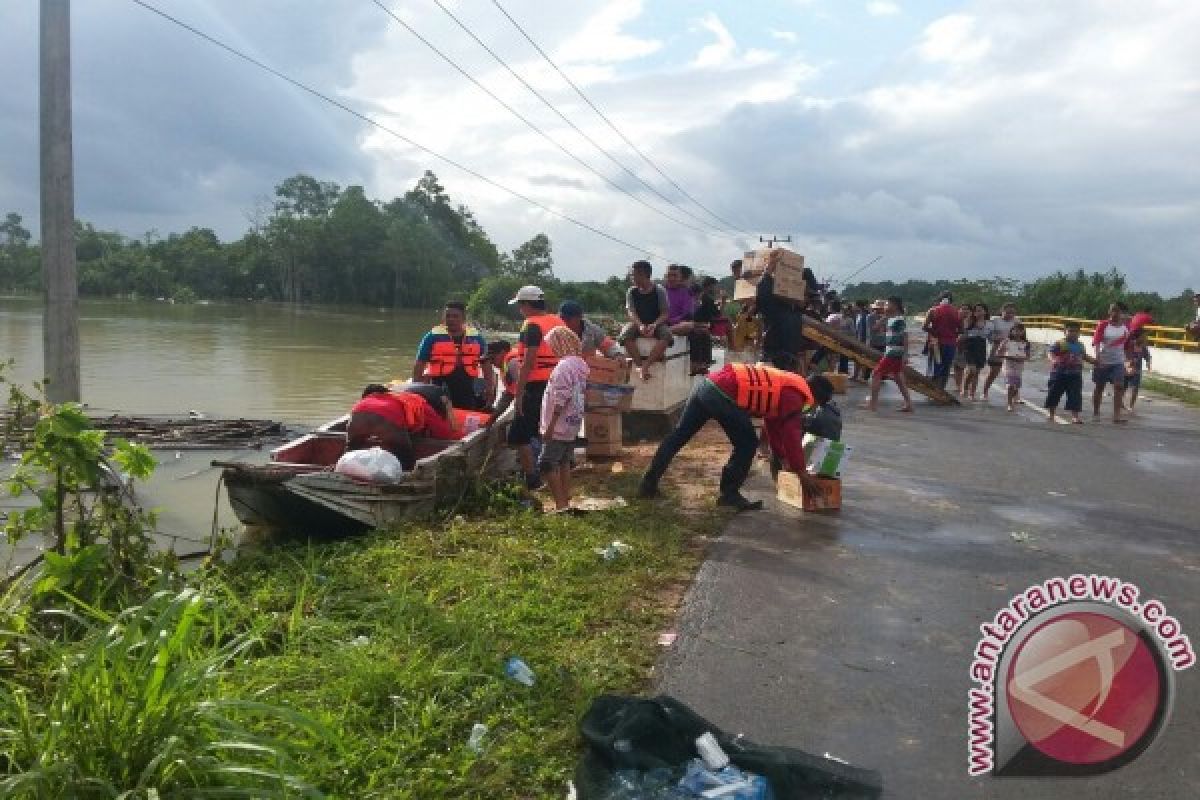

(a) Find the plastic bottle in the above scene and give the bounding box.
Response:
[467,723,488,753]
[504,656,536,686]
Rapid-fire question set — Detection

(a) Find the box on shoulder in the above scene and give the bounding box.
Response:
[733,248,809,304]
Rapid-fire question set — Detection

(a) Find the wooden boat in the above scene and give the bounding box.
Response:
[215,406,517,537]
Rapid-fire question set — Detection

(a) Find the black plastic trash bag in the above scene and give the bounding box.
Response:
[575,694,882,799]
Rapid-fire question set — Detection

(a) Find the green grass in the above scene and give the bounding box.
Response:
[1143,375,1200,407]
[204,485,723,798]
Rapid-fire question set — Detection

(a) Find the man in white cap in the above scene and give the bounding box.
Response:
[507,285,566,489]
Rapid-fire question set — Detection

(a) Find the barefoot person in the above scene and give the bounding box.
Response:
[997,322,1031,412]
[1045,321,1086,424]
[982,303,1019,400]
[638,365,835,512]
[1125,328,1152,413]
[619,260,672,380]
[538,326,589,512]
[865,296,915,413]
[1092,302,1130,424]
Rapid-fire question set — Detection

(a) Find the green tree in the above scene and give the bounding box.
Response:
[501,233,554,281]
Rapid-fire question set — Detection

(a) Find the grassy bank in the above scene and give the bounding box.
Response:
[204,467,724,798]
[1143,375,1200,407]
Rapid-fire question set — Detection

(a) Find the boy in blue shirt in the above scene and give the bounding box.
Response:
[1045,321,1086,424]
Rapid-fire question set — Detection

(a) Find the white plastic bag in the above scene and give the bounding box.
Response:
[334,446,406,483]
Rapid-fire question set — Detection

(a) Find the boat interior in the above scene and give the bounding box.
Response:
[269,415,483,470]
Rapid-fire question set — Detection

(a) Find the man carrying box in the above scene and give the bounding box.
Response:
[638,364,834,511]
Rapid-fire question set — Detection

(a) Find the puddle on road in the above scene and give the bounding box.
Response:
[992,504,1082,530]
[1126,450,1198,474]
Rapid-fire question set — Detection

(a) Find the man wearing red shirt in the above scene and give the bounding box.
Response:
[347,384,460,470]
[923,291,962,390]
[638,364,834,511]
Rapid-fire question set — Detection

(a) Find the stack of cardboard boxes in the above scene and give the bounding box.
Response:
[584,353,632,458]
[733,248,809,303]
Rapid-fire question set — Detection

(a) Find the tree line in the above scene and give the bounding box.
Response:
[843,269,1196,327]
[3,174,1193,328]
[0,171,623,320]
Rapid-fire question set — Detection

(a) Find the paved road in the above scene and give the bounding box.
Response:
[657,356,1199,798]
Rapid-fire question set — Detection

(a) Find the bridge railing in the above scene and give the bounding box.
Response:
[1021,315,1199,353]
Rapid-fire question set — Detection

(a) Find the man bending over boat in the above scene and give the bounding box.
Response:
[347,384,461,471]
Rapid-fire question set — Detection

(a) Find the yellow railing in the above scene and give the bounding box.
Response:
[1022,315,1199,352]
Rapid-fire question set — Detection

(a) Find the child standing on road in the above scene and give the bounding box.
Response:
[1045,321,1086,424]
[539,326,589,512]
[998,323,1031,413]
[1125,328,1152,413]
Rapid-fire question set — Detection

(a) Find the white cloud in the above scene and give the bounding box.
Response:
[690,13,738,69]
[867,1,901,17]
[770,30,798,43]
[555,0,661,65]
[918,14,991,64]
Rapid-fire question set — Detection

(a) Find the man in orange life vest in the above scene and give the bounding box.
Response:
[639,364,834,511]
[508,285,566,489]
[412,301,489,410]
[346,384,461,471]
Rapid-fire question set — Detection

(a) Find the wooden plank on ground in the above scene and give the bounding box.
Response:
[801,317,961,406]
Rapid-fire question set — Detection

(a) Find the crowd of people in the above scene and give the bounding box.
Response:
[342,261,1193,511]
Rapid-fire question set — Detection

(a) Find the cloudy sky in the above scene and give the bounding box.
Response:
[2,0,1197,292]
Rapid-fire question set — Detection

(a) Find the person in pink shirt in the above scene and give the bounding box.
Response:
[1128,305,1155,333]
[539,326,589,511]
[922,291,962,391]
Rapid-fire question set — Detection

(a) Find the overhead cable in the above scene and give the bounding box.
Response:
[489,0,754,237]
[371,0,726,241]
[428,0,738,237]
[129,0,670,262]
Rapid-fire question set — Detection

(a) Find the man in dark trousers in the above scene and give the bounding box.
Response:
[754,251,808,373]
[638,364,834,511]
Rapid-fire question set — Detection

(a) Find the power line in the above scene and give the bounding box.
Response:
[427,0,737,237]
[370,0,725,241]
[489,0,754,238]
[128,0,670,263]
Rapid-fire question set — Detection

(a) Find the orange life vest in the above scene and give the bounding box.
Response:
[514,313,566,383]
[423,326,483,378]
[730,363,814,418]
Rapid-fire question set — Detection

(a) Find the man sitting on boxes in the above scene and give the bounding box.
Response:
[558,301,624,358]
[638,357,835,511]
[620,260,673,381]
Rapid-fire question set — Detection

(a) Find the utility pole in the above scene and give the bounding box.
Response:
[759,235,792,250]
[40,0,81,403]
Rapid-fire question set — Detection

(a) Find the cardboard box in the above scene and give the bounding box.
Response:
[823,372,848,394]
[585,382,634,411]
[585,354,631,386]
[776,471,841,511]
[585,408,623,457]
[734,248,809,303]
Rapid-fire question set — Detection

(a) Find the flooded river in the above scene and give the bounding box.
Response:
[1,296,449,558]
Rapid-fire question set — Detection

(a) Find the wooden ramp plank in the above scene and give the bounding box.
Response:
[801,317,961,406]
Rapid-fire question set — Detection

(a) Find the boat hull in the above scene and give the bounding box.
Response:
[217,406,516,537]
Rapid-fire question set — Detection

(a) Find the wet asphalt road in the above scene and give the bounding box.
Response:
[656,358,1200,799]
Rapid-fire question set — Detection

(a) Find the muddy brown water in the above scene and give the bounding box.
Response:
[1,295,453,562]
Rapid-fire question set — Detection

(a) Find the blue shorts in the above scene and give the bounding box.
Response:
[1092,364,1126,388]
[1125,372,1142,389]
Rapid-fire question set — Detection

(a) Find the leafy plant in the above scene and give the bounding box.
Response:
[0,588,327,798]
[2,363,165,616]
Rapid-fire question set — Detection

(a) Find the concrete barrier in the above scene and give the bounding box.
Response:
[1025,327,1200,385]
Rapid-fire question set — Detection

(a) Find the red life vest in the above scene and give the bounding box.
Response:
[514,313,566,383]
[352,391,428,431]
[730,363,814,418]
[423,326,483,378]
